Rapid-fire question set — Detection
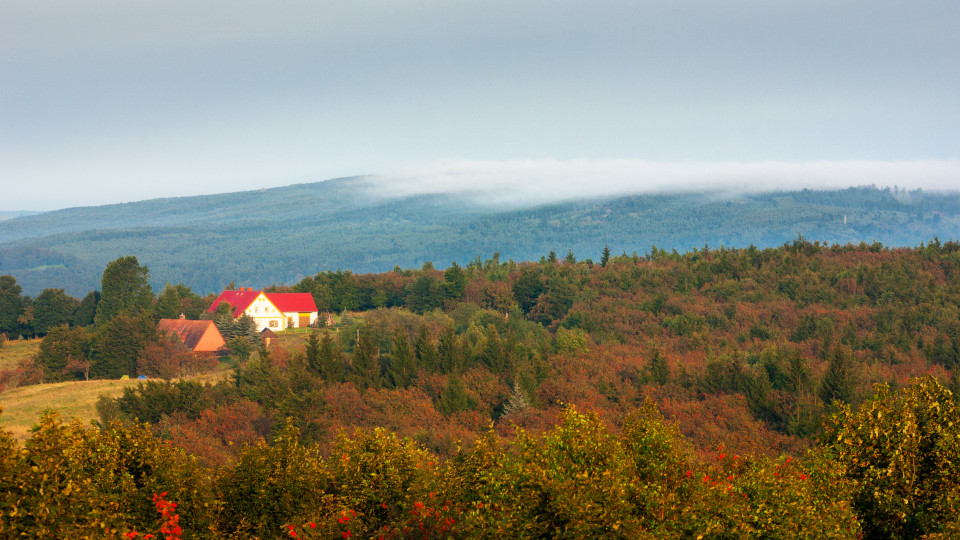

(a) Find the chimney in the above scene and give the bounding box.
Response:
[179,313,185,320]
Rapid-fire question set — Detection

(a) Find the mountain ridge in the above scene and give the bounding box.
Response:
[2,178,959,297]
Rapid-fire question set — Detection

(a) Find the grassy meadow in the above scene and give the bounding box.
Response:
[0,338,41,370]
[0,378,141,441]
[0,323,326,443]
[0,362,235,442]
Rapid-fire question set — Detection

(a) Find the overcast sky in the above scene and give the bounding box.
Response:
[3,1,959,211]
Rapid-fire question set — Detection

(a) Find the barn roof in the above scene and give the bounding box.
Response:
[158,319,221,351]
[266,293,318,313]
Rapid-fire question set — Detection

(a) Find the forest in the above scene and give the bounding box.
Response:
[3,239,960,538]
[2,181,960,297]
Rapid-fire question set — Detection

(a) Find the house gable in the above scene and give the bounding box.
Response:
[207,288,318,330]
[158,319,225,352]
[207,288,286,332]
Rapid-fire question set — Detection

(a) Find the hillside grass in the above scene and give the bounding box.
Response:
[0,325,338,443]
[0,338,41,370]
[0,362,235,442]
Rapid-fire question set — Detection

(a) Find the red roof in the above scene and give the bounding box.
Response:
[265,293,317,313]
[207,289,262,317]
[207,289,317,316]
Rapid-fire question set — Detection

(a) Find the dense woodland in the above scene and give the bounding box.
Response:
[3,182,960,297]
[3,239,960,537]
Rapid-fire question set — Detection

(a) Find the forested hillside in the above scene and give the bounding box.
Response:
[4,241,960,537]
[2,180,959,296]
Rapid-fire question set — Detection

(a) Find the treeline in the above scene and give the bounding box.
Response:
[0,256,218,389]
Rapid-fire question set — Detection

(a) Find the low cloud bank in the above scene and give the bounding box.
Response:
[369,159,960,205]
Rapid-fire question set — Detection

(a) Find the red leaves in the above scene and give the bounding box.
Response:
[142,492,181,540]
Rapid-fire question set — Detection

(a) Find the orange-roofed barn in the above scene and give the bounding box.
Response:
[206,288,319,332]
[157,318,226,353]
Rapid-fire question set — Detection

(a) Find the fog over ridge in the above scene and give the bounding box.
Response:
[368,159,960,206]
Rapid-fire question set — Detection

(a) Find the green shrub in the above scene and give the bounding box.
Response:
[822,376,960,539]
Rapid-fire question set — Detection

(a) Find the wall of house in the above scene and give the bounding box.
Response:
[194,326,226,352]
[245,294,285,332]
[281,311,318,328]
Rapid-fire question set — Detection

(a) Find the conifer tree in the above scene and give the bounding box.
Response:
[438,374,473,414]
[72,291,100,327]
[440,262,467,301]
[350,330,381,390]
[90,311,156,378]
[648,349,669,386]
[94,256,153,327]
[31,288,78,335]
[819,345,856,406]
[502,382,530,417]
[600,245,611,267]
[479,324,507,373]
[438,326,463,375]
[318,332,345,382]
[387,328,415,388]
[155,283,181,319]
[0,275,26,336]
[305,331,321,373]
[414,324,439,373]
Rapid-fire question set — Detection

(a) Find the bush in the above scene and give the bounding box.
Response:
[822,376,960,539]
[0,412,216,538]
[216,420,328,539]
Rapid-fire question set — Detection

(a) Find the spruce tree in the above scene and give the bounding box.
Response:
[305,331,321,373]
[156,284,181,319]
[502,382,530,417]
[649,349,669,386]
[440,262,467,301]
[318,332,345,382]
[438,326,463,375]
[350,330,381,390]
[387,328,415,388]
[819,346,856,406]
[414,324,439,373]
[438,375,472,414]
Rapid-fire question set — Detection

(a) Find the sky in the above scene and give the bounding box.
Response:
[2,1,959,211]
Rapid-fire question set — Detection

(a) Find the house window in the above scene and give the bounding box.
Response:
[269,320,278,327]
[254,307,259,313]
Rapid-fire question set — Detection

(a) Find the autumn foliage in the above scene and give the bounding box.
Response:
[5,240,960,536]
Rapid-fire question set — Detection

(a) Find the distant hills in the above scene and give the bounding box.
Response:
[0,211,41,222]
[2,177,959,297]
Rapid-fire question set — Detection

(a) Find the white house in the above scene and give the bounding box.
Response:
[207,288,318,332]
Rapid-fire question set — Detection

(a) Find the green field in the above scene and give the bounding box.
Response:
[0,338,41,370]
[0,364,234,442]
[0,325,327,443]
[0,378,141,441]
